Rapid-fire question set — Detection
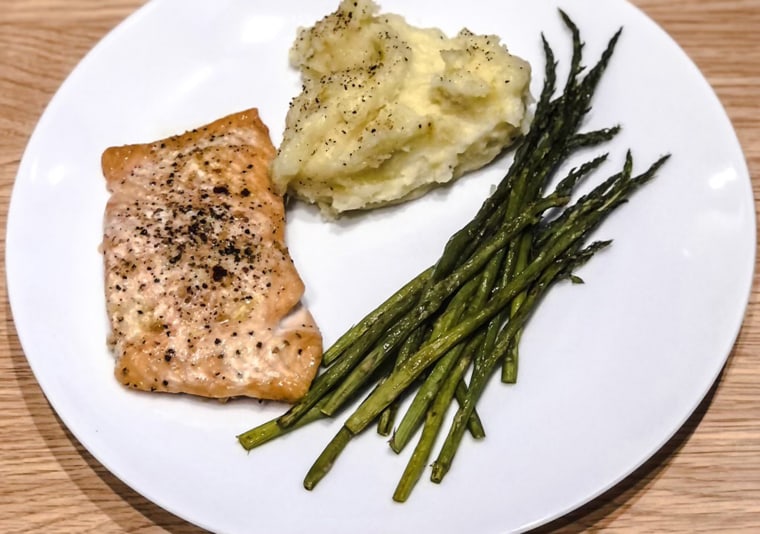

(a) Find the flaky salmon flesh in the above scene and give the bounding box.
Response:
[101,108,322,402]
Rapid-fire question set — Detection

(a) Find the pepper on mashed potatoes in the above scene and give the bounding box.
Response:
[271,0,532,216]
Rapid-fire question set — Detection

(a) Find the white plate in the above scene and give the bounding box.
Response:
[6,0,755,532]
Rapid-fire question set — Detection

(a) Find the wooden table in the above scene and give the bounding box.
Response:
[1,1,758,532]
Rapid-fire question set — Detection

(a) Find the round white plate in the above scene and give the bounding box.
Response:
[6,0,755,532]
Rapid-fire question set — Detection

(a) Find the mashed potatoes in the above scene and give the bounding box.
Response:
[271,0,531,216]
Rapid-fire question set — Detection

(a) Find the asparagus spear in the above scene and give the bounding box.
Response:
[376,325,427,436]
[430,241,613,483]
[237,399,328,451]
[283,194,568,426]
[389,231,506,453]
[319,268,434,367]
[499,12,622,383]
[393,332,485,502]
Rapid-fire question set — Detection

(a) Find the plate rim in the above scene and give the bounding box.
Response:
[5,0,757,532]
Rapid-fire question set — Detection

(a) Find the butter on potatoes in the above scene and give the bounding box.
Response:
[272,0,531,216]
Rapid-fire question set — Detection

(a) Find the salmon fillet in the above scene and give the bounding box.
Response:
[101,108,322,402]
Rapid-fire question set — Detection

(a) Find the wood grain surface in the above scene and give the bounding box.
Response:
[1,0,758,532]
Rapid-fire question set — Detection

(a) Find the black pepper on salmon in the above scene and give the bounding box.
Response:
[101,109,322,402]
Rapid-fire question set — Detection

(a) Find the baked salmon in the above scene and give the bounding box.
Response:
[101,108,322,402]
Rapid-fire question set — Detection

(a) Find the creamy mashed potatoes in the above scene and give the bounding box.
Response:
[272,0,531,215]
